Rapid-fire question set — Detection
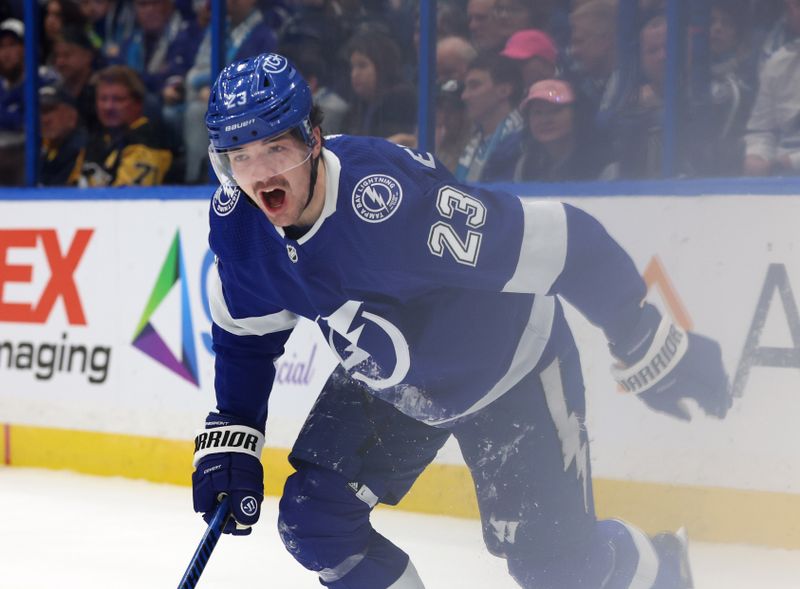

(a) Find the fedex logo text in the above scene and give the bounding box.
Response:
[0,229,93,325]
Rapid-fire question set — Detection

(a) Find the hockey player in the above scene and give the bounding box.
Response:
[191,52,732,589]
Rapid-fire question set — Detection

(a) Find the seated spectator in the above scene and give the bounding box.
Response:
[414,1,470,58]
[739,0,800,175]
[455,52,524,182]
[281,41,349,136]
[565,0,617,120]
[52,26,102,133]
[182,0,278,182]
[78,0,137,62]
[711,0,756,80]
[437,35,477,83]
[342,30,417,139]
[79,65,173,186]
[435,78,472,173]
[743,35,800,175]
[276,0,348,83]
[500,28,558,92]
[759,0,800,64]
[468,0,505,52]
[39,83,88,186]
[0,18,25,185]
[118,0,201,106]
[492,0,553,48]
[608,14,669,178]
[44,0,102,63]
[485,78,607,182]
[703,0,757,175]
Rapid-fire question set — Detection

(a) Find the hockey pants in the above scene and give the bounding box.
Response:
[279,311,663,589]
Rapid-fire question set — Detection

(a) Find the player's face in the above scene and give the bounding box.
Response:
[229,129,322,227]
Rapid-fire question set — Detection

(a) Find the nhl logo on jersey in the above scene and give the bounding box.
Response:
[212,185,241,216]
[352,174,403,223]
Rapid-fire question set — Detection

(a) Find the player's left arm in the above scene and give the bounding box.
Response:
[513,201,732,421]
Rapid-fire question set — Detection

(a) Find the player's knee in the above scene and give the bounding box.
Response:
[278,466,372,572]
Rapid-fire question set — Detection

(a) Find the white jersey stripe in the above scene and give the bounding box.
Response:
[425,295,555,426]
[209,261,298,336]
[297,147,341,245]
[503,200,567,294]
[615,519,659,589]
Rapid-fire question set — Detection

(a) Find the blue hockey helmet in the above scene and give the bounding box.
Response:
[206,53,314,151]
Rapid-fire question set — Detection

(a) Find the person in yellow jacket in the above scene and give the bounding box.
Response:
[79,64,173,187]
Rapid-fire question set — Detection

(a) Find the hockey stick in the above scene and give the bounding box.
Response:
[178,496,231,589]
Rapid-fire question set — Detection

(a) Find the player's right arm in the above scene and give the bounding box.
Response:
[192,256,297,534]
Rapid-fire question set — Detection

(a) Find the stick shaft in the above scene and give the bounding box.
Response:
[178,497,231,589]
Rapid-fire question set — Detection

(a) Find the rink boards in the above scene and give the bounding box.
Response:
[1,183,799,549]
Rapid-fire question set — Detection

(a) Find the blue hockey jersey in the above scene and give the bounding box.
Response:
[207,135,647,430]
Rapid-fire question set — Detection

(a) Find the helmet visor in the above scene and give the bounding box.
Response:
[208,131,312,188]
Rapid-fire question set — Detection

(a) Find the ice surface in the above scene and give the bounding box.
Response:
[0,467,797,588]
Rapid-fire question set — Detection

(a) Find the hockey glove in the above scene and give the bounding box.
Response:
[610,304,732,421]
[192,412,265,535]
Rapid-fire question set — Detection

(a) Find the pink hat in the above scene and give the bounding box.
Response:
[520,79,575,110]
[500,29,558,65]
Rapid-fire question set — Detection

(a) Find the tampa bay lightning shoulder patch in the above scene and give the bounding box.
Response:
[351,174,403,223]
[212,185,241,216]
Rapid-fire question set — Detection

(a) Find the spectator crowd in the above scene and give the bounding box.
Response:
[0,0,797,187]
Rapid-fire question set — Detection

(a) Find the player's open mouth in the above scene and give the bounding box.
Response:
[259,188,286,211]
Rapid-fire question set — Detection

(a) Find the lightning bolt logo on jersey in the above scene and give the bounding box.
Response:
[351,174,403,223]
[320,300,410,390]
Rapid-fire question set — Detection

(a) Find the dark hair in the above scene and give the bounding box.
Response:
[467,52,524,106]
[281,41,327,86]
[710,0,749,35]
[57,24,96,52]
[344,29,406,91]
[49,0,89,31]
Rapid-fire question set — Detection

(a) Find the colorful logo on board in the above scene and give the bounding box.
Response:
[132,231,199,386]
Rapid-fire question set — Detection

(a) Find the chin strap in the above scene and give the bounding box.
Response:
[302,151,321,213]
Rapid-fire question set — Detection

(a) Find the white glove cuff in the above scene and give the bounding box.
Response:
[611,316,689,395]
[193,425,265,466]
